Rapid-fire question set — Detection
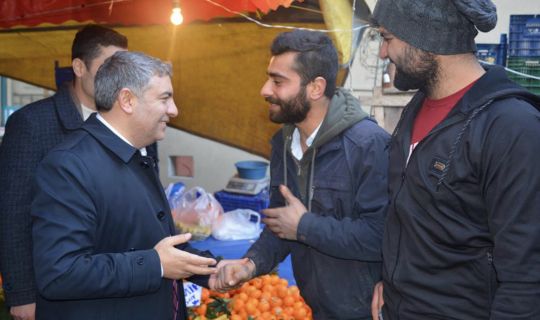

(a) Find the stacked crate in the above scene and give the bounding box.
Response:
[507,15,540,95]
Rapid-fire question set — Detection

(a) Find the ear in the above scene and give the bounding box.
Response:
[72,58,86,78]
[307,76,327,101]
[117,88,136,114]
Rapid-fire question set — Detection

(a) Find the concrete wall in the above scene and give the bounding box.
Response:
[158,127,267,193]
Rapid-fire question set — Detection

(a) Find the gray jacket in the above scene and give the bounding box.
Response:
[245,88,390,319]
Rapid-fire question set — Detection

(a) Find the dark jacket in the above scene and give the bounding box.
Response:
[382,66,540,320]
[0,84,158,308]
[31,114,204,320]
[246,88,390,319]
[0,83,82,306]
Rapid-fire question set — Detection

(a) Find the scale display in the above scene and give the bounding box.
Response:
[224,176,269,195]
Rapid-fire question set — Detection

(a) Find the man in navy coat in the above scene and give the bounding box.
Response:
[31,51,218,319]
[0,24,128,320]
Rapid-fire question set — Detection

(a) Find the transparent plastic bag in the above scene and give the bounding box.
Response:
[170,187,223,241]
[211,209,262,241]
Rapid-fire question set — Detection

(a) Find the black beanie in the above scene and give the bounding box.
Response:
[373,0,497,55]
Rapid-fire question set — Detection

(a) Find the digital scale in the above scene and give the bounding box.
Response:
[224,175,269,195]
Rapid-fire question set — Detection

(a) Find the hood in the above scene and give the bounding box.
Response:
[281,87,369,149]
[460,65,540,114]
[435,65,540,189]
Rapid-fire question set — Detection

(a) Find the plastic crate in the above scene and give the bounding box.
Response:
[476,44,499,64]
[507,56,540,95]
[214,189,270,214]
[509,15,540,57]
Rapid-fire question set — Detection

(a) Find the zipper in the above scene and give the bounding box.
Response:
[486,249,495,307]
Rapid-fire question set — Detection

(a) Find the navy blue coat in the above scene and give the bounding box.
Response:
[246,89,390,319]
[0,84,83,306]
[31,114,201,320]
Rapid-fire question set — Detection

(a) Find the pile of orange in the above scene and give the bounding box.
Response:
[189,274,312,320]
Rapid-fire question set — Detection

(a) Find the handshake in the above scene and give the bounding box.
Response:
[209,258,256,292]
[155,233,256,292]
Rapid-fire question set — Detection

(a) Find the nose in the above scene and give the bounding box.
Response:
[168,100,179,118]
[379,40,388,59]
[260,79,272,98]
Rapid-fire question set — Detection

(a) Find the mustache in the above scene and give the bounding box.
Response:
[265,96,281,105]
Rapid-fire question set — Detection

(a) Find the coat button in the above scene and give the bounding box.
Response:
[157,211,165,220]
[137,256,144,265]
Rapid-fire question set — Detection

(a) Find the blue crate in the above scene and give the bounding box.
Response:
[509,15,540,57]
[510,15,536,33]
[476,43,499,64]
[214,189,270,214]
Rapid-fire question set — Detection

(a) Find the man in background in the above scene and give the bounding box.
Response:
[371,0,540,319]
[215,30,389,319]
[0,24,128,320]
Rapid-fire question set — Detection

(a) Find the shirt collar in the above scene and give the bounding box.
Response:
[96,113,147,156]
[80,103,95,121]
[291,121,322,161]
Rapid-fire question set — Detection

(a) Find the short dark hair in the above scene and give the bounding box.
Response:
[71,24,128,67]
[271,30,338,98]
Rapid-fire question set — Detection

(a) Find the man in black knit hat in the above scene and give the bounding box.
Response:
[370,0,540,319]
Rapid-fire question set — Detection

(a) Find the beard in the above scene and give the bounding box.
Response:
[393,45,438,95]
[267,85,311,124]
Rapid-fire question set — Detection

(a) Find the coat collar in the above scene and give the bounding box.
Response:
[81,113,139,164]
[53,82,84,131]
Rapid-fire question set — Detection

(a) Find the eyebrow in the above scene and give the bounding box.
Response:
[159,91,173,98]
[267,71,289,80]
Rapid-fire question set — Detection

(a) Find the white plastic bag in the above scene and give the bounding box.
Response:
[211,209,262,241]
[171,187,223,241]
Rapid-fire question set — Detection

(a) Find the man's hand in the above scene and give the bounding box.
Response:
[371,281,384,320]
[262,185,307,240]
[9,303,36,320]
[209,258,255,293]
[154,233,217,280]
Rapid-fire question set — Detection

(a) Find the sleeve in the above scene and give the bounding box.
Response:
[0,111,39,306]
[482,102,540,319]
[243,145,291,276]
[296,128,389,261]
[244,228,291,277]
[183,246,216,288]
[31,151,163,300]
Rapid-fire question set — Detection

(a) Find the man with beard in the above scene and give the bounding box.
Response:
[370,0,540,319]
[213,30,390,319]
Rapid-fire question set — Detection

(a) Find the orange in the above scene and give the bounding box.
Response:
[258,299,271,313]
[195,303,207,316]
[283,295,295,307]
[251,277,263,289]
[277,286,288,299]
[236,292,248,302]
[232,298,245,312]
[293,307,308,319]
[249,289,262,299]
[201,288,210,302]
[270,296,283,308]
[245,301,257,315]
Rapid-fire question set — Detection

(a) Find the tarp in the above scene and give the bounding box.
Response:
[0,0,368,157]
[0,0,298,28]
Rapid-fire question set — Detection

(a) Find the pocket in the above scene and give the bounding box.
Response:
[311,177,351,218]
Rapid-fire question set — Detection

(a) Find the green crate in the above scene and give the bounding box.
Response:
[507,56,540,95]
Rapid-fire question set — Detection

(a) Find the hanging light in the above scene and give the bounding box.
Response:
[170,0,184,25]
